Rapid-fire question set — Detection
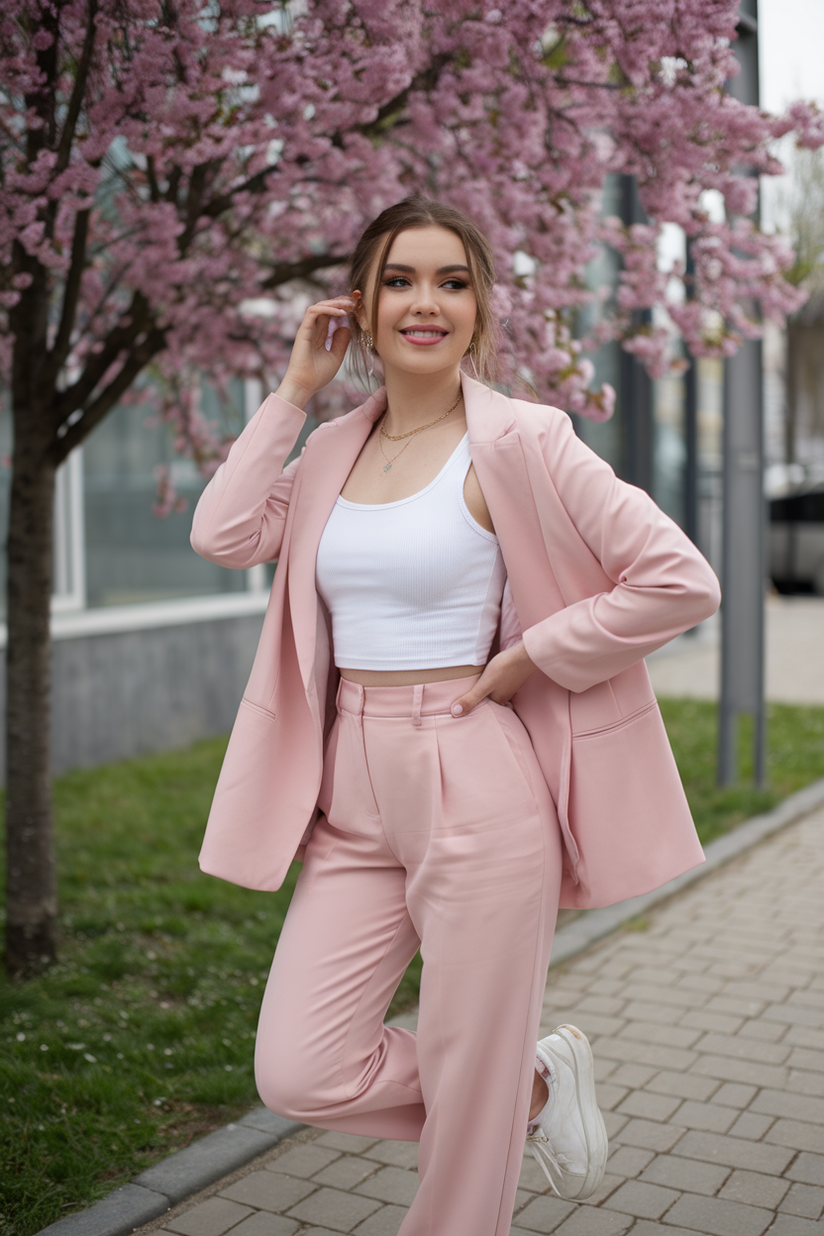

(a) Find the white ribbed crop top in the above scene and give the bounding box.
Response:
[315,435,506,670]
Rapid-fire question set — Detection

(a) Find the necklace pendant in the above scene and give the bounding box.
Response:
[383,462,392,473]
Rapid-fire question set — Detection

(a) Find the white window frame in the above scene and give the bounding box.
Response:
[51,447,86,613]
[18,375,273,645]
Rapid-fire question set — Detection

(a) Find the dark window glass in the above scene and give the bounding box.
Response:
[83,379,248,607]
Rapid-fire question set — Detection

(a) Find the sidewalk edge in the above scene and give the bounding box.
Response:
[34,1118,303,1236]
[37,775,824,1236]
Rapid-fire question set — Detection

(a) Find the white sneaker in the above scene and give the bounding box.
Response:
[526,1024,608,1200]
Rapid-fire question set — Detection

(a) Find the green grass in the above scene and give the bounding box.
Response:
[1,698,823,1233]
[660,698,824,845]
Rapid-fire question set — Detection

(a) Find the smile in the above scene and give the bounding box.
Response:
[400,328,449,345]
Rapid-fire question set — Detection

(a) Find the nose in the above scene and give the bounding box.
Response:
[410,283,440,316]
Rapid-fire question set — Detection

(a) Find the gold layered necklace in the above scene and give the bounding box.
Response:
[378,390,463,474]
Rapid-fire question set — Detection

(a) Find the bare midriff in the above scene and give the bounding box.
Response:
[339,665,483,686]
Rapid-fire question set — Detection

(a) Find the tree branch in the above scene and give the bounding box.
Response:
[25,4,59,157]
[179,160,220,251]
[355,55,452,143]
[165,165,182,206]
[201,162,281,221]
[145,154,162,203]
[554,77,621,90]
[53,291,151,423]
[192,56,453,236]
[54,0,99,177]
[50,325,166,465]
[47,208,90,381]
[260,251,349,289]
[196,56,452,229]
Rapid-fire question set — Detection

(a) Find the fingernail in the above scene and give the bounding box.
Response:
[451,704,463,717]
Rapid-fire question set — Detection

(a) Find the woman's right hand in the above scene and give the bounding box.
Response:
[276,295,356,409]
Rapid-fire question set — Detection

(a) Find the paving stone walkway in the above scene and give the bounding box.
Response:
[136,803,824,1236]
[647,596,824,705]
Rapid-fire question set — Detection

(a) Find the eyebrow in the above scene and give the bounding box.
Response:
[383,263,471,275]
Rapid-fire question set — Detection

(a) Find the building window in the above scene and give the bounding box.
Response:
[652,362,687,526]
[81,378,249,608]
[0,377,321,627]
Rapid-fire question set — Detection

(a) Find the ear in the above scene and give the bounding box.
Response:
[351,289,369,332]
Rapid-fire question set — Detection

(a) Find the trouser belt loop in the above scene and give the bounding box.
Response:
[412,684,424,728]
[355,683,365,719]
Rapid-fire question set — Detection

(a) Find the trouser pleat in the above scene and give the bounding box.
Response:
[255,678,562,1236]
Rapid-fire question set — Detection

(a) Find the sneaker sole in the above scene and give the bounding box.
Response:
[537,1024,608,1200]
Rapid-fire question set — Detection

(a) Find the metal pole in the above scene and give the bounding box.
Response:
[718,0,767,788]
[683,246,699,546]
[619,176,653,493]
[720,341,766,787]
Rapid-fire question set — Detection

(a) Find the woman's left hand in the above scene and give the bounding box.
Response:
[450,641,538,716]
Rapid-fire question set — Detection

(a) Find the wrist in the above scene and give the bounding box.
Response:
[505,640,537,690]
[274,377,315,410]
[507,640,535,671]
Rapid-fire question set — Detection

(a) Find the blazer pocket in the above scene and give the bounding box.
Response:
[566,700,698,903]
[572,698,657,741]
[240,695,278,721]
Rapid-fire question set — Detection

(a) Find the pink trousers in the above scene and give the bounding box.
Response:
[255,676,563,1236]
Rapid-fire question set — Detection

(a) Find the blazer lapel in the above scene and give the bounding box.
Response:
[463,374,577,864]
[287,388,386,693]
[463,374,566,624]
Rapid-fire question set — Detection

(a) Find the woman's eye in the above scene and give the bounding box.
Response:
[382,276,469,290]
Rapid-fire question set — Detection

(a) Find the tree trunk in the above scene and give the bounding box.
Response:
[4,411,57,977]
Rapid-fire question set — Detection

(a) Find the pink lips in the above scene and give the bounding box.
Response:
[399,327,449,347]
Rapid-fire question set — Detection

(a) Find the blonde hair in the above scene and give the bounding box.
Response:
[348,195,499,385]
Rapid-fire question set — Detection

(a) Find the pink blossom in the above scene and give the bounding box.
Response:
[1,0,821,456]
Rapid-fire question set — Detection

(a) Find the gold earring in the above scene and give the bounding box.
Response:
[363,332,375,379]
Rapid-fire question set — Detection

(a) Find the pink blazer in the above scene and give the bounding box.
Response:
[191,373,720,909]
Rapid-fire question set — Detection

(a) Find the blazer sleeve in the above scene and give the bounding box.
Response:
[190,393,306,569]
[520,408,721,693]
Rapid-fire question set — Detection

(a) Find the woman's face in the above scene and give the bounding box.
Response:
[362,225,478,381]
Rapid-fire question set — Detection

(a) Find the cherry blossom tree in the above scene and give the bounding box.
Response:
[2,0,822,975]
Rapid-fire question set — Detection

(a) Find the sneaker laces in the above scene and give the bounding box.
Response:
[526,1053,575,1197]
[525,1132,566,1198]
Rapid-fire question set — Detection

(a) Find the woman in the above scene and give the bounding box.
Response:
[191,195,720,1236]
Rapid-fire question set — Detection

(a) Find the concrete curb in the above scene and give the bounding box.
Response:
[130,1111,302,1206]
[35,1114,304,1236]
[33,1186,170,1236]
[36,775,824,1236]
